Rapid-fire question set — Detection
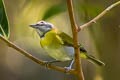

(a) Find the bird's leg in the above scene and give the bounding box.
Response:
[64,59,74,72]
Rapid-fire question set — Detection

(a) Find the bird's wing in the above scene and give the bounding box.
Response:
[57,32,74,47]
[57,31,87,53]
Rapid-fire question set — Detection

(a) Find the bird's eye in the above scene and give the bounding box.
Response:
[36,24,39,25]
[40,21,44,23]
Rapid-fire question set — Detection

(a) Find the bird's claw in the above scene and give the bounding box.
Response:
[44,60,61,69]
[64,67,72,74]
[44,61,51,68]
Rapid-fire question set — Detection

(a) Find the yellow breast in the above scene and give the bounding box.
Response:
[40,29,63,48]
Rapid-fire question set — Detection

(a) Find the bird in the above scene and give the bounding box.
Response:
[29,21,105,70]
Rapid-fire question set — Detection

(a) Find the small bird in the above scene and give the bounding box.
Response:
[29,21,105,70]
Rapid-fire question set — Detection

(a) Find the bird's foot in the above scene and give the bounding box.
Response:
[44,60,61,69]
[44,61,52,69]
[64,66,72,74]
[64,59,74,74]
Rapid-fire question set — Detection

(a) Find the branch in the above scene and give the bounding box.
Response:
[0,35,77,75]
[78,1,120,31]
[66,0,84,80]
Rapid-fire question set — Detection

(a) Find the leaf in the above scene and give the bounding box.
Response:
[42,3,66,20]
[0,0,10,39]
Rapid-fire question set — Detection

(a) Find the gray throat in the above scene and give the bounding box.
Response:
[36,29,50,38]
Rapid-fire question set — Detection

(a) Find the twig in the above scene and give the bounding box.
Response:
[66,0,84,80]
[78,1,120,31]
[0,35,77,75]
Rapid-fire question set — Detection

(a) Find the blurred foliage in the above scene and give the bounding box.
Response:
[0,0,120,80]
[42,3,67,20]
[0,0,9,38]
[80,4,103,17]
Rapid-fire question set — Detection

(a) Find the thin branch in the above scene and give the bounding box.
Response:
[78,1,120,31]
[66,0,84,80]
[0,35,77,75]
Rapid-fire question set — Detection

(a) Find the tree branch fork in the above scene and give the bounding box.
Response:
[0,0,120,80]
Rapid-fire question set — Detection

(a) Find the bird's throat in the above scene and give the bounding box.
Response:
[36,29,50,38]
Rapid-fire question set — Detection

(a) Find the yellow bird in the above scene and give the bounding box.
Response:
[30,21,105,70]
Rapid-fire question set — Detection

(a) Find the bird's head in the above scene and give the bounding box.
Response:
[29,21,55,38]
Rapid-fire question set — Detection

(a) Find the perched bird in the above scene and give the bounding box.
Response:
[29,21,105,69]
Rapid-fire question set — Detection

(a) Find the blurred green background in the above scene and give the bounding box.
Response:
[0,0,120,80]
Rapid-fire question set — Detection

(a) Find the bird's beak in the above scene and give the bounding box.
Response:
[29,24,37,28]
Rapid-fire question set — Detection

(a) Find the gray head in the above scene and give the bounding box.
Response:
[29,21,55,38]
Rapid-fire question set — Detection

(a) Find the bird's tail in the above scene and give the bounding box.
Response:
[86,55,105,66]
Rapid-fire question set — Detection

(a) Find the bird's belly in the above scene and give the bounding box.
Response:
[44,46,74,61]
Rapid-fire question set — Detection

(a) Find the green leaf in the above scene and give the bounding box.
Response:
[42,3,66,20]
[0,0,10,39]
